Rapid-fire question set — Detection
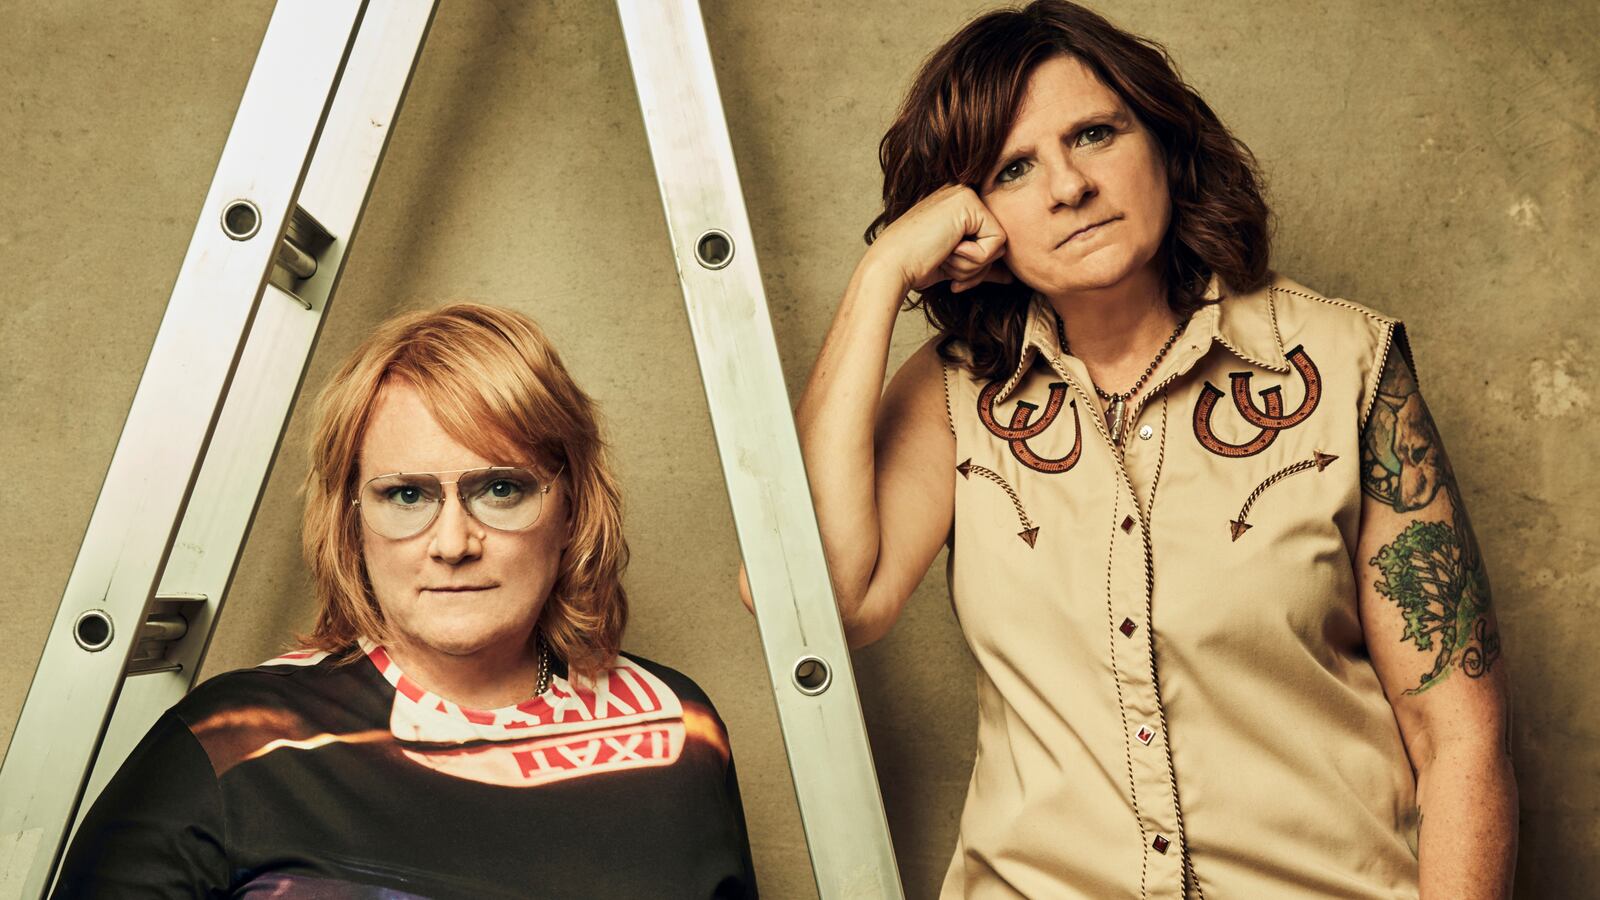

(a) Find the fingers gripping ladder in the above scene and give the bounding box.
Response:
[0,2,903,897]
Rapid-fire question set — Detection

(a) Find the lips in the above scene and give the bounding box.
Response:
[1060,215,1121,245]
[423,586,495,593]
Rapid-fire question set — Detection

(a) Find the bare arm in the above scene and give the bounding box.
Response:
[738,185,1009,646]
[808,328,955,646]
[1357,344,1517,899]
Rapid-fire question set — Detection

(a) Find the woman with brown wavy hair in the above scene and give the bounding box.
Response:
[792,1,1514,896]
[56,304,756,898]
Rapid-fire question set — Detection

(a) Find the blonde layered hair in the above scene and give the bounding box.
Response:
[301,303,628,678]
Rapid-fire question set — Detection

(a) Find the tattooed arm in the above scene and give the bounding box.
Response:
[1356,336,1517,899]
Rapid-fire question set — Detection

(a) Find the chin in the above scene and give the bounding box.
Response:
[410,617,532,659]
[1029,246,1152,296]
[421,634,500,658]
[1025,267,1131,297]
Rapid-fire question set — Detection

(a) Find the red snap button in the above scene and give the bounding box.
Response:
[1119,618,1137,637]
[1152,835,1170,853]
[1121,515,1135,532]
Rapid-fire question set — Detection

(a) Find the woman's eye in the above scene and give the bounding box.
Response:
[1077,125,1115,147]
[995,159,1030,184]
[387,486,423,506]
[473,479,527,506]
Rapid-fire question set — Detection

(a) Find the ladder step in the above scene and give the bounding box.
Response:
[123,597,207,676]
[267,203,335,304]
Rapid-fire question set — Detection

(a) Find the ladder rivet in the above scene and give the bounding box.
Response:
[221,199,262,241]
[72,609,115,653]
[792,655,832,696]
[694,229,734,270]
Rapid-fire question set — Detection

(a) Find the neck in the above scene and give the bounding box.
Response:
[1044,264,1175,366]
[1045,267,1183,399]
[383,633,543,710]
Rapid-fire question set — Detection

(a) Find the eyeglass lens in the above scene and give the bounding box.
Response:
[359,467,547,538]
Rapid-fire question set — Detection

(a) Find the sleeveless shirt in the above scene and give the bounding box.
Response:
[939,274,1420,899]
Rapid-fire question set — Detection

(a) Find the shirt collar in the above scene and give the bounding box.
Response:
[992,275,1289,403]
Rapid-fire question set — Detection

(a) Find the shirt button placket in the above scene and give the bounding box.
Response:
[1118,515,1140,637]
[1118,521,1140,636]
[1111,483,1186,898]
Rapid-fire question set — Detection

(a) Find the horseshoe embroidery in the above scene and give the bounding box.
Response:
[979,380,1083,474]
[1194,345,1322,458]
[1231,345,1322,429]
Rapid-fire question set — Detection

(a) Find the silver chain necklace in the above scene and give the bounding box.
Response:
[1055,313,1188,446]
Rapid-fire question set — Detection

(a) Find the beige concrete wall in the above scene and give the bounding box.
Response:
[1,1,1593,896]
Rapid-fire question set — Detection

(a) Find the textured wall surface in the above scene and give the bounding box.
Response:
[2,1,1594,896]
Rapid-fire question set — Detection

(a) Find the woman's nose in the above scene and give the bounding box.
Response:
[1047,158,1095,208]
[428,487,483,563]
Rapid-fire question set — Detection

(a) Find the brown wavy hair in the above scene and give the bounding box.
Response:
[300,303,628,679]
[869,0,1271,379]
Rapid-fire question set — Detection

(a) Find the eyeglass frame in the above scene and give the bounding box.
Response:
[350,464,565,538]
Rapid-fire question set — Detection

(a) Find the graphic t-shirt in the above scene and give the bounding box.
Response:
[54,644,757,898]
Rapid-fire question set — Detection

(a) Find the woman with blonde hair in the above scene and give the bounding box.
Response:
[56,303,756,898]
[786,0,1515,897]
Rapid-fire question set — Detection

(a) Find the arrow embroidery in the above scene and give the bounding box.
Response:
[1229,450,1338,540]
[957,459,1040,547]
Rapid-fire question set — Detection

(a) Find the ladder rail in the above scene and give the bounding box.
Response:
[80,1,441,828]
[616,2,905,897]
[0,2,392,895]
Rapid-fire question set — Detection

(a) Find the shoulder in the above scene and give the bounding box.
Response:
[171,647,372,736]
[179,647,345,700]
[910,333,982,392]
[167,649,393,775]
[617,651,720,714]
[1227,272,1406,372]
[893,334,959,389]
[1261,273,1402,340]
[1248,274,1413,424]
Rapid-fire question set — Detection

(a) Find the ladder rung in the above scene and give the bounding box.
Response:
[267,203,335,303]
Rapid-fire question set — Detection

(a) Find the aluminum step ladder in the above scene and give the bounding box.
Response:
[0,2,902,898]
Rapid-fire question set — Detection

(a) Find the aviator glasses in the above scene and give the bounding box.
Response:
[354,465,559,539]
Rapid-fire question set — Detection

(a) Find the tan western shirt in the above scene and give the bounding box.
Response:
[939,274,1419,899]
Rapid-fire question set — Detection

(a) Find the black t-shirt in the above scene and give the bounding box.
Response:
[54,645,757,899]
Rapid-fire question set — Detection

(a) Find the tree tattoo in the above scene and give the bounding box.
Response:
[1370,520,1499,691]
[1361,339,1500,693]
